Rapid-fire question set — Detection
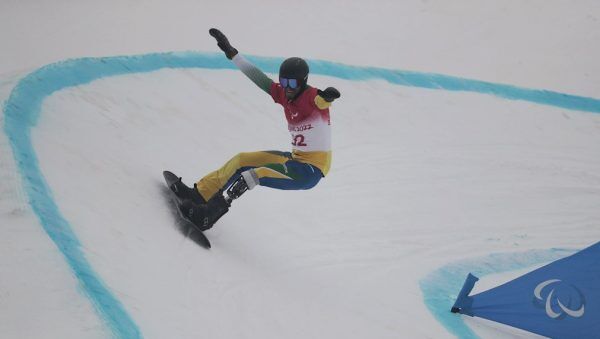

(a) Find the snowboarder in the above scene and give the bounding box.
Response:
[168,28,340,231]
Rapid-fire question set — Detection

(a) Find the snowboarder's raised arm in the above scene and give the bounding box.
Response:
[231,54,274,95]
[209,28,273,94]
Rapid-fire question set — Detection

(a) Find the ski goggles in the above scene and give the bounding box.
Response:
[279,77,299,89]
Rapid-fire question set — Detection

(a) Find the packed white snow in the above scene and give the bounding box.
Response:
[1,1,599,338]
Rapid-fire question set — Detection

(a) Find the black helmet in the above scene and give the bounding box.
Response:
[279,57,309,87]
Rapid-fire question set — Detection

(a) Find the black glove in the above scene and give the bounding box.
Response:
[317,87,341,102]
[209,28,238,60]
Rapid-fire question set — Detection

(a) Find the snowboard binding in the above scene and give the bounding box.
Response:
[180,175,250,231]
[169,176,206,205]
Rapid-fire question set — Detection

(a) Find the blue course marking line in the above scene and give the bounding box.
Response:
[2,51,599,338]
[274,58,600,114]
[419,248,575,338]
[310,61,600,113]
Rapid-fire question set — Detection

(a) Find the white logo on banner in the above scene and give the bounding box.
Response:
[534,279,585,319]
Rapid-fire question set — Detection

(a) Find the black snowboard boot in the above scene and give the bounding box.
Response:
[170,177,206,205]
[179,191,230,231]
[179,175,250,231]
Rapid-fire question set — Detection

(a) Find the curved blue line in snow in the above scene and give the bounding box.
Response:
[306,60,600,114]
[2,51,599,338]
[419,248,575,338]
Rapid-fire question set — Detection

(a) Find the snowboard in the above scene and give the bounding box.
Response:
[163,170,211,249]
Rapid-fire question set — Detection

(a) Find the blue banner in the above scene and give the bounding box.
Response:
[453,242,600,338]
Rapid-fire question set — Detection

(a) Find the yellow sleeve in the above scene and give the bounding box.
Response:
[314,95,332,110]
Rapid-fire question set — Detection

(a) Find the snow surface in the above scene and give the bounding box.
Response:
[1,1,600,338]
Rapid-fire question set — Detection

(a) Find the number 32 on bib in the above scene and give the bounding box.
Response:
[292,134,307,147]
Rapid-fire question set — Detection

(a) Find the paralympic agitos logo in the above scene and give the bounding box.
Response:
[533,279,585,319]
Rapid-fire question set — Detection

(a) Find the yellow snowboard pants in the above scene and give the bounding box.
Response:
[195,150,323,201]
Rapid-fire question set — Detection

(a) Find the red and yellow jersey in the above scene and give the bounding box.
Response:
[270,83,332,175]
[231,54,334,176]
